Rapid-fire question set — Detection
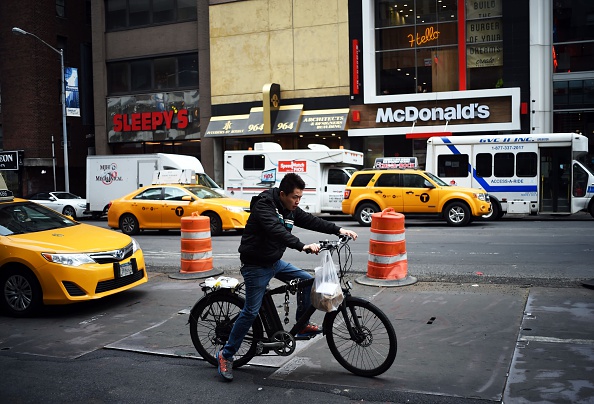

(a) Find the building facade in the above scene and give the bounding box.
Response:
[0,0,94,196]
[5,1,588,197]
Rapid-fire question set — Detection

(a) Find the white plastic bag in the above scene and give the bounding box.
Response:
[311,250,343,312]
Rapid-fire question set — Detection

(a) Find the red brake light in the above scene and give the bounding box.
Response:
[343,189,351,199]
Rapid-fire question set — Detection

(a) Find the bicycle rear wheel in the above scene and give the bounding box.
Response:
[324,297,397,377]
[189,290,263,368]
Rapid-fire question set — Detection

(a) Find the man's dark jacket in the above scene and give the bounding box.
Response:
[238,188,341,266]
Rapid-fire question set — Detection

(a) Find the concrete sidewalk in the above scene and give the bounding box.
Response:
[105,274,594,403]
[1,271,592,403]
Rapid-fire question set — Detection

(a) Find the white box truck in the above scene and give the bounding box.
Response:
[86,153,222,218]
[224,143,364,214]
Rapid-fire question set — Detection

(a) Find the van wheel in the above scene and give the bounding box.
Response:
[204,212,223,236]
[0,268,42,317]
[120,214,140,235]
[445,202,471,226]
[590,203,594,219]
[355,203,379,226]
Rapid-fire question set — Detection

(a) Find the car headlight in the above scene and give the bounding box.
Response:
[474,193,488,201]
[131,237,141,253]
[224,206,245,213]
[41,253,95,267]
[77,203,86,208]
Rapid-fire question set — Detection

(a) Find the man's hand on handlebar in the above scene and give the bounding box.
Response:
[302,243,321,254]
[339,228,358,240]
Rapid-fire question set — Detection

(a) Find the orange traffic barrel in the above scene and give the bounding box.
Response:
[169,213,223,280]
[356,208,417,287]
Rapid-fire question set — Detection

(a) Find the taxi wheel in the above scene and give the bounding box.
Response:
[62,206,76,219]
[0,267,42,317]
[120,214,140,235]
[203,212,223,236]
[355,203,379,227]
[445,202,471,226]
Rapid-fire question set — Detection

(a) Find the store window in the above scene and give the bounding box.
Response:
[107,53,198,95]
[465,0,503,90]
[105,0,196,30]
[375,0,458,95]
[56,0,65,17]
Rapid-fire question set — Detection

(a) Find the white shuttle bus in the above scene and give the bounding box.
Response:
[425,133,594,220]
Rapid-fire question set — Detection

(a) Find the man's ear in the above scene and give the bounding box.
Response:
[279,191,286,198]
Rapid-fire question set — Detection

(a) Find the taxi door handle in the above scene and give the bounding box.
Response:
[375,190,383,194]
[406,191,414,194]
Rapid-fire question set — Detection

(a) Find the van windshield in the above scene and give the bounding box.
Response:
[197,173,221,188]
[424,171,449,186]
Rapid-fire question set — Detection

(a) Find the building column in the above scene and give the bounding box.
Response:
[529,0,553,134]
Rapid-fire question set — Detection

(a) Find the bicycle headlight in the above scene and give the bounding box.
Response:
[41,253,95,267]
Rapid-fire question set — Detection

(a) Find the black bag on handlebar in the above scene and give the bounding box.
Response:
[311,250,343,312]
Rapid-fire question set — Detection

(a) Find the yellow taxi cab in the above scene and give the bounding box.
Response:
[107,179,250,236]
[0,188,147,317]
[342,157,491,226]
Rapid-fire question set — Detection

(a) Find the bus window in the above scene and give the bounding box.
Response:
[573,163,588,197]
[476,153,492,177]
[437,154,468,177]
[494,153,514,177]
[516,152,537,177]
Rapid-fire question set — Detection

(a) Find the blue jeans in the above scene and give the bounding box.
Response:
[221,259,313,359]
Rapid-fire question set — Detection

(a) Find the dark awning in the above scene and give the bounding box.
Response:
[203,115,249,137]
[298,108,349,132]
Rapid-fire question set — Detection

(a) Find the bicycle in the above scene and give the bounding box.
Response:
[188,235,397,377]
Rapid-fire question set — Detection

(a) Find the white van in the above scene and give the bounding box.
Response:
[425,133,594,219]
[224,143,364,214]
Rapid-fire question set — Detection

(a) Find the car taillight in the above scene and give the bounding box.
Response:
[343,189,351,199]
[107,202,112,210]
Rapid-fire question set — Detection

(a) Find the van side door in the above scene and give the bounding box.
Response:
[322,168,351,212]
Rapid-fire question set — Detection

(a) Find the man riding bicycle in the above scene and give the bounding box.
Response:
[217,173,358,381]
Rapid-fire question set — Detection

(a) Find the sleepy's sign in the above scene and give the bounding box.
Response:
[112,109,188,132]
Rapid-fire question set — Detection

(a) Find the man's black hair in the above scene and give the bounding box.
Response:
[279,173,305,195]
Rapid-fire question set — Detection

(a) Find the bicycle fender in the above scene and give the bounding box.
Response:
[188,288,244,317]
[322,295,370,332]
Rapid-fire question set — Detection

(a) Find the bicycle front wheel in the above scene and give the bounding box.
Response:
[324,297,397,377]
[189,290,263,368]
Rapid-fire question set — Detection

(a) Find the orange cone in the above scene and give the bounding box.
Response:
[356,208,417,287]
[170,213,223,280]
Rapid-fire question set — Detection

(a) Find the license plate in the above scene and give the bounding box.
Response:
[119,261,134,277]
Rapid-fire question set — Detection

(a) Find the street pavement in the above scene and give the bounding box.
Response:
[1,265,592,403]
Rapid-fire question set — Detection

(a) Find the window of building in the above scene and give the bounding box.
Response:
[494,153,514,177]
[553,0,594,74]
[516,152,537,177]
[437,154,468,177]
[243,155,265,171]
[375,0,459,95]
[153,0,175,24]
[107,53,198,95]
[476,153,492,177]
[105,0,196,30]
[56,0,65,17]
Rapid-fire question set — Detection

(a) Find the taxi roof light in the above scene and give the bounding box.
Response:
[0,188,15,202]
[373,157,419,170]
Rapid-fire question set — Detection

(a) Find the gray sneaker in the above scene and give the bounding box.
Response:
[217,350,233,381]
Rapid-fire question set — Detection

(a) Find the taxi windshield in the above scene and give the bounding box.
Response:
[186,186,224,200]
[0,202,77,236]
[424,172,449,186]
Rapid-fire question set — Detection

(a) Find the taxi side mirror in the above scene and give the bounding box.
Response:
[182,195,193,201]
[424,180,435,189]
